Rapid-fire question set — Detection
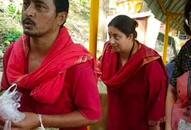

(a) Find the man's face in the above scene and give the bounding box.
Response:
[22,0,61,37]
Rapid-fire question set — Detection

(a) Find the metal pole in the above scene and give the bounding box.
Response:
[163,14,171,64]
[89,0,100,57]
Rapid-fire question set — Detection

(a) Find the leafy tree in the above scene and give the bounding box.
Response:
[0,0,22,53]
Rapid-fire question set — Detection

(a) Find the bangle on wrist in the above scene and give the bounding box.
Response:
[38,114,45,129]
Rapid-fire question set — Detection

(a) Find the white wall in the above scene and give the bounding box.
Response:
[145,15,161,49]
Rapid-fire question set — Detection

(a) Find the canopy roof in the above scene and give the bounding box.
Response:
[144,0,188,30]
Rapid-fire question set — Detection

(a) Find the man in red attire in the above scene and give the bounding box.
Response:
[0,0,101,130]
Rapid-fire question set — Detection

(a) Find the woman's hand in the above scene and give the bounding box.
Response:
[165,84,177,130]
[12,112,40,130]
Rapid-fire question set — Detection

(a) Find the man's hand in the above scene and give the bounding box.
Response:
[0,116,5,130]
[12,112,40,130]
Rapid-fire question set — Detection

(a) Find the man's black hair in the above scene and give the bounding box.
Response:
[54,0,69,25]
[54,0,69,13]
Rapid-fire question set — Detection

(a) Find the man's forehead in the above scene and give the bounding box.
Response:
[23,0,53,3]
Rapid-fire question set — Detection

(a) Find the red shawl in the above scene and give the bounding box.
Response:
[4,27,94,104]
[101,42,162,87]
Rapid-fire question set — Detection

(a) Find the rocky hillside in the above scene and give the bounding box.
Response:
[66,0,90,47]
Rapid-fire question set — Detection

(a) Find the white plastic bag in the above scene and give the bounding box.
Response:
[0,83,25,130]
[178,119,191,130]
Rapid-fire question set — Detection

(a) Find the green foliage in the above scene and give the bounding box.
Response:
[80,0,89,7]
[0,33,21,55]
[2,31,21,45]
[70,0,90,20]
[0,0,22,52]
[8,4,16,15]
[65,0,90,45]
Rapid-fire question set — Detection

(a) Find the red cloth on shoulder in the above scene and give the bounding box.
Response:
[101,42,162,86]
[3,27,94,104]
[101,42,167,130]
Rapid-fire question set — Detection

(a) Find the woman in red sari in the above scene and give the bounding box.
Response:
[100,15,167,130]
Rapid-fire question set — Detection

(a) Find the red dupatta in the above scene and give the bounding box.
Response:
[101,42,161,87]
[4,27,94,104]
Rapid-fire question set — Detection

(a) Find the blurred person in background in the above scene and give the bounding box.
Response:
[165,1,191,130]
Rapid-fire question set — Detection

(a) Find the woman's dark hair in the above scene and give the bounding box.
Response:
[108,15,138,38]
[184,0,191,35]
[54,0,69,13]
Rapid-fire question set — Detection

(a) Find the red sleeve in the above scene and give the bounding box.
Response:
[68,60,102,120]
[146,60,167,125]
[1,44,14,90]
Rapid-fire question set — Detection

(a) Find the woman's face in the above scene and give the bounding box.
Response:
[108,26,133,53]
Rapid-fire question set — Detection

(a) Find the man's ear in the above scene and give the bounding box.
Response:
[57,12,68,26]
